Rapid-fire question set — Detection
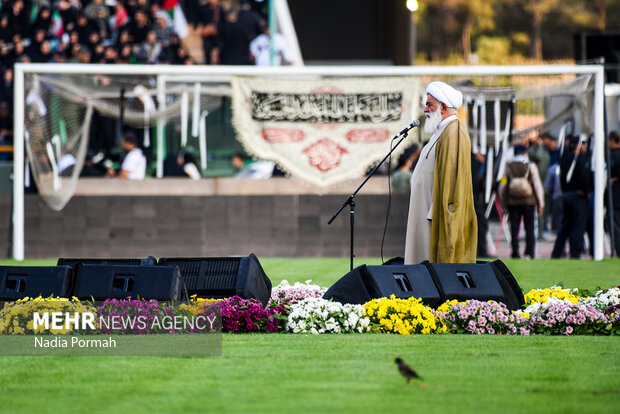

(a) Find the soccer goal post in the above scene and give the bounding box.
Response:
[12,63,606,261]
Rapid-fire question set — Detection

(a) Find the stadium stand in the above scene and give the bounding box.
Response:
[0,0,270,164]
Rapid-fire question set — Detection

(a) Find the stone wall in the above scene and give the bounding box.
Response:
[0,179,410,259]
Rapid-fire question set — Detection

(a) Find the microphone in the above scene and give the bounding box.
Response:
[398,119,420,135]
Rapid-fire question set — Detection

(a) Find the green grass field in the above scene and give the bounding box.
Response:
[0,258,618,413]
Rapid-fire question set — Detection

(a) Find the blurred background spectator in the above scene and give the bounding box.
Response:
[231,152,276,179]
[106,131,146,179]
[163,150,201,179]
[250,19,291,66]
[198,0,221,64]
[551,135,593,258]
[391,144,419,195]
[499,144,545,259]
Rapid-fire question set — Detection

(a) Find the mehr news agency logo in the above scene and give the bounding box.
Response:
[31,310,219,348]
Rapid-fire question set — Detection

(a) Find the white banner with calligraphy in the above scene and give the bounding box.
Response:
[231,76,421,189]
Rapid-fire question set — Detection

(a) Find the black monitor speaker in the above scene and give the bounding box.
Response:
[157,253,272,306]
[57,256,157,271]
[73,264,181,301]
[324,260,524,310]
[424,261,523,310]
[0,266,73,300]
[322,264,442,307]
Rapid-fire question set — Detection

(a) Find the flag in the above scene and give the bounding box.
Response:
[49,10,64,38]
[172,4,188,39]
[162,0,178,10]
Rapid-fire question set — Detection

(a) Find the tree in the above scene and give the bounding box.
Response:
[590,0,620,30]
[415,3,460,61]
[593,0,607,29]
[448,0,495,62]
[521,0,560,60]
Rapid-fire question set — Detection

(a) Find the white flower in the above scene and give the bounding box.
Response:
[580,287,620,308]
[285,297,369,334]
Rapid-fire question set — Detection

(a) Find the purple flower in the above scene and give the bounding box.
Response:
[217,296,287,333]
[605,304,620,315]
[439,300,529,335]
[527,302,611,335]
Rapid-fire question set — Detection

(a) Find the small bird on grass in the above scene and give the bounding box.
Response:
[395,357,423,384]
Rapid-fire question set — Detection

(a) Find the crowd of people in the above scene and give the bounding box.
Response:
[0,0,279,68]
[0,0,291,161]
[1,0,192,75]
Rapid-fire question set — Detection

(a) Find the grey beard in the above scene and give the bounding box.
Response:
[424,107,442,134]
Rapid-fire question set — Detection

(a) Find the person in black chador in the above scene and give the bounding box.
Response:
[212,8,253,65]
[198,0,222,64]
[551,135,593,258]
[471,148,489,257]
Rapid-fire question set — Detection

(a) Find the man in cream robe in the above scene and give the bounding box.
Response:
[404,82,477,264]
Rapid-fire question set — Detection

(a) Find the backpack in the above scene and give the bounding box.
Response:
[508,164,533,198]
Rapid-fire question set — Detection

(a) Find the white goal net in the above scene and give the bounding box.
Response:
[23,71,229,210]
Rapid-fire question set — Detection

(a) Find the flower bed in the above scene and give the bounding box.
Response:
[1,283,618,336]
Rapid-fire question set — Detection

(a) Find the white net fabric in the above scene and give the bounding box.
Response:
[24,74,93,211]
[439,72,594,207]
[23,72,229,210]
[456,73,593,143]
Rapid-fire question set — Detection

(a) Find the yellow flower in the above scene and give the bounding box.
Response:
[517,312,529,319]
[0,296,97,335]
[524,287,580,305]
[363,296,440,335]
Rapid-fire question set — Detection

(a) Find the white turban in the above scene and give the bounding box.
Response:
[426,81,463,110]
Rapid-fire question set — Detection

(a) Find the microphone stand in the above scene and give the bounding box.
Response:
[328,121,419,271]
